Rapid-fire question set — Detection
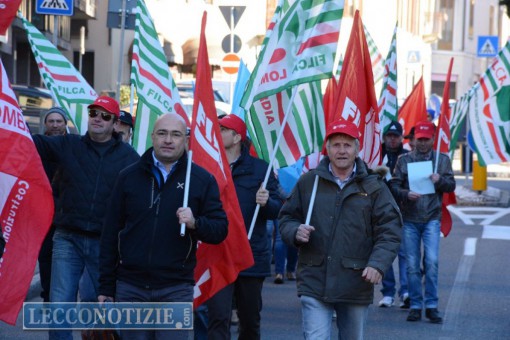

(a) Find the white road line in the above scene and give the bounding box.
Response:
[442,238,477,333]
[447,206,510,225]
[482,225,510,240]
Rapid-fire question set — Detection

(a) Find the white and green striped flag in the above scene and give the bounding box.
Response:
[363,24,384,85]
[131,0,187,154]
[377,25,398,134]
[21,15,97,134]
[468,40,510,165]
[247,81,325,169]
[240,0,344,110]
[449,91,470,159]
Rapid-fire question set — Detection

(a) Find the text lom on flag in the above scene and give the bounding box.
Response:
[477,36,498,57]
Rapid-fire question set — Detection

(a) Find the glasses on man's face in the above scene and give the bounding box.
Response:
[88,109,114,122]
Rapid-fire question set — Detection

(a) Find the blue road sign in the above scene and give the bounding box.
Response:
[477,36,499,57]
[36,0,74,16]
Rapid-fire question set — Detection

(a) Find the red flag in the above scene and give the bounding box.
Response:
[0,60,54,325]
[434,57,457,237]
[189,12,254,308]
[398,77,428,143]
[0,0,22,35]
[323,77,338,126]
[332,10,381,168]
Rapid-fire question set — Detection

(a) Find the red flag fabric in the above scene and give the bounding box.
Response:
[0,0,22,35]
[398,77,428,142]
[332,10,381,168]
[323,77,338,126]
[434,57,457,237]
[0,60,54,325]
[189,12,254,308]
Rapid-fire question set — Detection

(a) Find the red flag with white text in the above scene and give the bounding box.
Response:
[0,0,22,35]
[434,58,457,237]
[189,12,254,307]
[0,60,54,325]
[332,10,381,168]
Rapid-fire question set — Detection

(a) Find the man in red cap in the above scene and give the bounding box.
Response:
[32,96,140,339]
[279,119,402,339]
[390,120,456,324]
[206,114,283,340]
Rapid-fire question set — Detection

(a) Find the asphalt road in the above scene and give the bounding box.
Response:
[1,178,509,339]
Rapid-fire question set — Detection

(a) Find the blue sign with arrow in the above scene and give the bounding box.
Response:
[36,0,74,16]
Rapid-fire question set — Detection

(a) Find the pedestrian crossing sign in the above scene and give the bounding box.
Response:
[36,0,74,16]
[477,36,499,57]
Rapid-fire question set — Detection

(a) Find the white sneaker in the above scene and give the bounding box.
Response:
[399,293,410,309]
[378,296,394,307]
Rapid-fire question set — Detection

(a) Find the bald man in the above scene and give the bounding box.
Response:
[99,113,228,339]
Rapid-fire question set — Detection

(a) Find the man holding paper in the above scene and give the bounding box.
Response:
[390,120,456,324]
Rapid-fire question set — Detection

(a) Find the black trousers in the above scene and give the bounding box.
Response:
[207,276,265,340]
[37,224,55,302]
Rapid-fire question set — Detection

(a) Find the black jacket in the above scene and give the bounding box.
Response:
[33,132,140,236]
[232,147,283,277]
[99,148,228,296]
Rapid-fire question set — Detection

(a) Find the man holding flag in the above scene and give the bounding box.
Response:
[390,120,456,324]
[206,114,283,340]
[279,120,402,339]
[32,96,139,339]
[99,113,228,339]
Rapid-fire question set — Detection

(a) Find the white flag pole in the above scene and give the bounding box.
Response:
[180,150,193,236]
[305,175,319,225]
[247,88,298,240]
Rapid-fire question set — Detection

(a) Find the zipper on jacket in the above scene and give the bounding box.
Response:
[147,177,161,266]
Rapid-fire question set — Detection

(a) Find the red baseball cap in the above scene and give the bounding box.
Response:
[88,96,120,118]
[324,120,360,141]
[414,120,436,139]
[219,114,247,141]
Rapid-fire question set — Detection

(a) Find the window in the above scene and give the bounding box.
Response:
[468,0,475,38]
[438,0,454,50]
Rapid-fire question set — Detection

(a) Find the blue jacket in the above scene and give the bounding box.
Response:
[33,132,140,236]
[232,147,283,277]
[99,148,228,295]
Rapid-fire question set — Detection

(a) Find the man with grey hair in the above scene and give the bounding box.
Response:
[279,119,402,339]
[99,113,228,339]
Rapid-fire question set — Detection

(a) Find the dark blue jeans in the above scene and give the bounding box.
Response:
[115,280,194,339]
[49,229,100,340]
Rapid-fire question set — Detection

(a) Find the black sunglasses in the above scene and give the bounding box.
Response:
[88,109,114,122]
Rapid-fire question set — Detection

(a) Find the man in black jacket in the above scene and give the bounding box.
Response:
[33,96,140,340]
[206,114,283,340]
[99,113,228,339]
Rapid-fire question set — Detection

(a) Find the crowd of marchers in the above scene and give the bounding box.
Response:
[21,97,454,340]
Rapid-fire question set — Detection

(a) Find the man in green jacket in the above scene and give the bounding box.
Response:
[279,119,402,339]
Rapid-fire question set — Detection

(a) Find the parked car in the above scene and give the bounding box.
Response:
[12,85,78,134]
[177,80,228,103]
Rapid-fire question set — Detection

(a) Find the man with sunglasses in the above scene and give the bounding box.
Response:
[32,96,140,340]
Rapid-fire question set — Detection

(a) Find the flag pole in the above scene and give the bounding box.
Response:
[247,88,298,239]
[305,175,319,225]
[180,150,193,236]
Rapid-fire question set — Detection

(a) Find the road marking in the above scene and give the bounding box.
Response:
[448,206,510,225]
[482,225,510,240]
[464,237,477,255]
[442,238,477,333]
